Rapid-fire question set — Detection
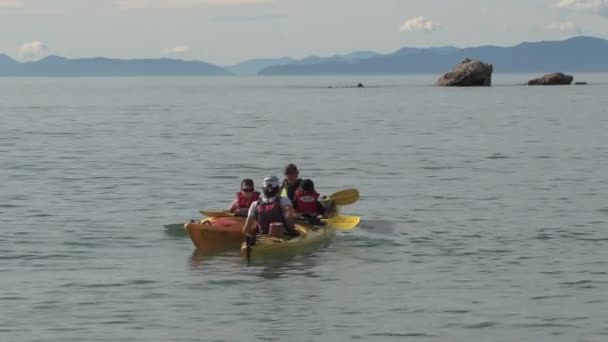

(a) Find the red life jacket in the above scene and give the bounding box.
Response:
[236,191,260,210]
[295,189,320,215]
[255,197,286,234]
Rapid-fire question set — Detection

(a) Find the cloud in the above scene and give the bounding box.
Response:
[557,0,608,17]
[399,17,439,32]
[163,45,192,55]
[212,14,285,22]
[547,21,583,33]
[0,0,23,9]
[17,40,48,58]
[118,0,272,9]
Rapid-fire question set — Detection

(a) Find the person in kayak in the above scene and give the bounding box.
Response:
[280,163,302,205]
[242,176,300,238]
[228,178,260,216]
[294,179,326,224]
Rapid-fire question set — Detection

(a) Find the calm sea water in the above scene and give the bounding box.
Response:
[1,74,608,342]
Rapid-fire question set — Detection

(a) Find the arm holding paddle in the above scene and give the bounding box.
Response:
[280,198,302,236]
[283,202,299,221]
[241,204,258,262]
[228,199,238,213]
[242,214,257,236]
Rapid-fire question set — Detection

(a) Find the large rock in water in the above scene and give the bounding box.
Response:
[527,72,573,86]
[435,58,493,87]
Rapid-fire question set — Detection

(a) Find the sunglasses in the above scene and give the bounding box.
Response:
[242,187,254,192]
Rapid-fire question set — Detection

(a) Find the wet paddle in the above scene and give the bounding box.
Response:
[320,188,359,206]
[321,215,361,230]
[245,234,255,264]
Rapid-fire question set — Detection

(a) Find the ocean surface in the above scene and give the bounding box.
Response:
[1,74,608,342]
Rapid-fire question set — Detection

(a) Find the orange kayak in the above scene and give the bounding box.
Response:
[184,216,245,250]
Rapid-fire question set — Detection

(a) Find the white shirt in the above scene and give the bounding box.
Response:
[247,196,293,219]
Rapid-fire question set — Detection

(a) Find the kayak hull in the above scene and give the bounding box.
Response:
[240,223,335,261]
[185,205,341,252]
[185,216,245,250]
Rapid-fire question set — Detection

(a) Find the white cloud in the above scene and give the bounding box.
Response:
[163,45,192,55]
[0,0,23,9]
[557,0,608,17]
[548,21,583,33]
[118,0,271,9]
[399,17,439,32]
[17,40,48,58]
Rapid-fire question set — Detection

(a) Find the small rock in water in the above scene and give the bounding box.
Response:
[357,83,365,88]
[527,72,574,86]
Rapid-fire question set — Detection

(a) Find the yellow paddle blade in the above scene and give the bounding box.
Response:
[322,215,361,230]
[199,210,234,218]
[321,188,360,206]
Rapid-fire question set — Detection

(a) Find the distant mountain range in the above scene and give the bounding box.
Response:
[0,55,229,76]
[225,51,379,75]
[225,57,295,76]
[1,36,608,77]
[258,36,608,75]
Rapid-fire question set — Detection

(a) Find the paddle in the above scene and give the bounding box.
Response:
[245,234,255,264]
[320,188,359,206]
[199,210,234,218]
[321,215,361,230]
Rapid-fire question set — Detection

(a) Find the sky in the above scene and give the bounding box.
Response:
[1,0,607,65]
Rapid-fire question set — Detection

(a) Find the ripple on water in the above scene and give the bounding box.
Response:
[560,280,605,288]
[442,309,471,314]
[367,332,435,338]
[60,282,127,288]
[206,279,256,286]
[529,294,570,301]
[512,322,581,328]
[462,321,497,329]
[421,166,457,171]
[486,153,511,159]
[477,248,513,254]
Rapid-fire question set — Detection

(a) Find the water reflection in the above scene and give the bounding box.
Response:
[189,233,243,268]
[358,219,398,235]
[254,249,326,280]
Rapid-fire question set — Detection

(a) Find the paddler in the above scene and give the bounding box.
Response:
[281,163,337,217]
[228,178,260,216]
[280,163,303,205]
[242,176,300,238]
[294,179,326,224]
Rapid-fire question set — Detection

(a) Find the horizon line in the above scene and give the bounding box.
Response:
[1,35,603,67]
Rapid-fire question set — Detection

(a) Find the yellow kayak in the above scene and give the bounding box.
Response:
[240,222,335,261]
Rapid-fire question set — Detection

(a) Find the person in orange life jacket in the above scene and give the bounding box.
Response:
[228,178,260,216]
[242,176,299,237]
[294,179,326,224]
[280,163,302,206]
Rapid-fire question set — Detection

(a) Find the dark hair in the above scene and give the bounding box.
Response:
[241,178,254,188]
[300,179,315,193]
[283,163,299,175]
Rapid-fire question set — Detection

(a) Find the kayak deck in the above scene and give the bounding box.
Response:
[240,222,335,260]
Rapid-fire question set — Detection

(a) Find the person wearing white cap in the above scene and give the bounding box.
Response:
[242,176,299,238]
